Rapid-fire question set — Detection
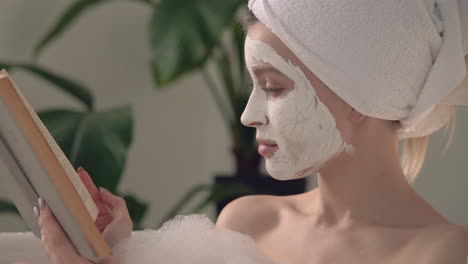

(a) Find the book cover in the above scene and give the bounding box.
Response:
[0,69,111,261]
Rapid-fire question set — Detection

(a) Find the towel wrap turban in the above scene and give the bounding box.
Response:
[248,0,468,138]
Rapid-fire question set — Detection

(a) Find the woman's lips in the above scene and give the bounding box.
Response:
[258,143,278,157]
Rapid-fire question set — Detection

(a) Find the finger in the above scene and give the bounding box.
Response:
[78,168,104,207]
[95,213,114,232]
[78,168,113,232]
[99,188,133,247]
[102,215,133,248]
[37,204,80,259]
[78,168,112,222]
[99,188,131,221]
[77,167,98,194]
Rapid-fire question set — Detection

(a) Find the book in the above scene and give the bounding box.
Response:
[0,69,111,262]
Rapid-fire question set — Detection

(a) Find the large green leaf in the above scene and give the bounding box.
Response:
[33,0,154,58]
[38,109,85,155]
[33,0,109,58]
[232,22,247,91]
[0,63,94,110]
[150,0,245,86]
[0,199,19,214]
[38,106,133,192]
[38,107,147,227]
[120,193,148,230]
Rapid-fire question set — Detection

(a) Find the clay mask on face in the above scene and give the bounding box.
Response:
[241,36,351,180]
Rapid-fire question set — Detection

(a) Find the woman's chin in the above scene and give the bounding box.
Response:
[267,167,312,181]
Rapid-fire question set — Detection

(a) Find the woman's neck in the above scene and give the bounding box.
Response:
[307,128,447,230]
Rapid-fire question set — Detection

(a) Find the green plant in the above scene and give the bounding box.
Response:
[34,0,257,169]
[30,0,262,224]
[157,182,256,227]
[0,63,148,230]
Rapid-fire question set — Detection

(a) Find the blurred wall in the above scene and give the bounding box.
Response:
[0,0,466,231]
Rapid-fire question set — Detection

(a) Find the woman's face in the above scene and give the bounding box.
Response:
[241,22,353,180]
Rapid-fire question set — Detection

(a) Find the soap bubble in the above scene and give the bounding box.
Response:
[113,214,282,264]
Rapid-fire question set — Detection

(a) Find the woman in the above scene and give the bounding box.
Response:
[25,0,468,263]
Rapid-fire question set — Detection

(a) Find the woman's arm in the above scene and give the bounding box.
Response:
[16,168,132,264]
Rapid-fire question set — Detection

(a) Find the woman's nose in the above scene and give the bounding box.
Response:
[240,90,268,128]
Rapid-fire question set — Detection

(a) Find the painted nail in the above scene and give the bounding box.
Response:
[99,187,111,195]
[34,206,40,218]
[38,197,46,210]
[77,167,84,173]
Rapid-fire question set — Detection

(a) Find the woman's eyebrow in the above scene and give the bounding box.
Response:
[252,65,284,77]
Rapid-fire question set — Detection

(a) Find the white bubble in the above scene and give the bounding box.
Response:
[113,214,282,264]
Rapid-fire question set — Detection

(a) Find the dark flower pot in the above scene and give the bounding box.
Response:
[214,174,307,216]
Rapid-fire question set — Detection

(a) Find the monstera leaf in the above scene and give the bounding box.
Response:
[122,193,148,230]
[0,62,131,191]
[33,0,110,58]
[149,0,245,86]
[0,200,18,214]
[0,107,146,227]
[38,106,147,227]
[0,56,146,227]
[0,63,93,110]
[38,106,132,192]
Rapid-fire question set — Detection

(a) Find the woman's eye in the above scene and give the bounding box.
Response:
[261,87,282,96]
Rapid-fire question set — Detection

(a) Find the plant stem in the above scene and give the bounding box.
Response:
[201,68,233,130]
[216,45,237,113]
[158,184,211,227]
[123,0,154,7]
[215,43,243,149]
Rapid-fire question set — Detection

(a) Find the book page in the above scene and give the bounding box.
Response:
[0,137,42,237]
[15,87,99,221]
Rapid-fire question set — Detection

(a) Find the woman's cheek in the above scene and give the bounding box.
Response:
[270,102,303,144]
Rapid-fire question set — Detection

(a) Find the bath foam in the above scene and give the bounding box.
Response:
[113,214,287,264]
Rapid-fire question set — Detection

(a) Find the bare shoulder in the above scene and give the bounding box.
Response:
[215,194,286,239]
[428,224,468,248]
[411,223,468,263]
[434,225,468,257]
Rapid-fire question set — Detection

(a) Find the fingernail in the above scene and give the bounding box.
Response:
[77,167,84,173]
[38,197,46,210]
[99,187,111,195]
[34,206,40,218]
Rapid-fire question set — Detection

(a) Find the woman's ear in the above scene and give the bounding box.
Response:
[349,108,366,123]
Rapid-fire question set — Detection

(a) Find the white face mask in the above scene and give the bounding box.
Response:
[241,36,350,180]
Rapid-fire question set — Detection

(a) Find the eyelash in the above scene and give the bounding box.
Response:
[261,87,282,94]
[249,82,282,95]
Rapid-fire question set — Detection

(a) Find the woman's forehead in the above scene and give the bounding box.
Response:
[245,22,336,104]
[246,22,304,70]
[251,63,284,77]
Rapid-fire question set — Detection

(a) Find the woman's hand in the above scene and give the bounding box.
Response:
[78,167,133,248]
[17,168,133,264]
[36,203,100,264]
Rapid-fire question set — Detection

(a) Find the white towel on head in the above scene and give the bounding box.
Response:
[248,0,468,138]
